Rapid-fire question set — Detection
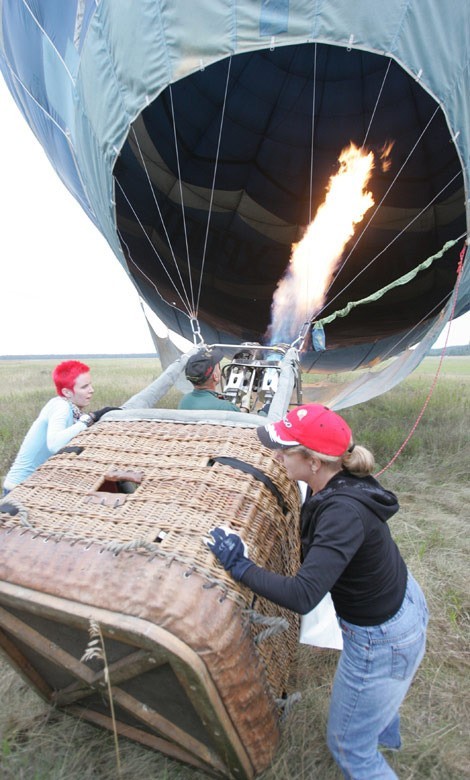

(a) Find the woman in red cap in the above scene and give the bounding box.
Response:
[208,403,428,780]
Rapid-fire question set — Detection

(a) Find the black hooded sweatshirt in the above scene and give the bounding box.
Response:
[241,471,407,625]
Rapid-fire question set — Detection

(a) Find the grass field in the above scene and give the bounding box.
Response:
[0,357,469,779]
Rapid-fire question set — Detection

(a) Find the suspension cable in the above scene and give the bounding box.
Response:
[168,84,195,311]
[305,43,318,329]
[308,43,318,221]
[371,286,460,365]
[195,55,233,314]
[116,229,188,319]
[314,177,464,322]
[295,100,445,337]
[306,56,391,315]
[129,124,195,313]
[119,229,205,343]
[326,105,441,296]
[375,246,466,477]
[296,186,463,352]
[115,182,193,316]
[362,59,391,149]
[317,234,466,329]
[21,0,75,84]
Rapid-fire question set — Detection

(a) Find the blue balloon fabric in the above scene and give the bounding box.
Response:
[1,1,468,404]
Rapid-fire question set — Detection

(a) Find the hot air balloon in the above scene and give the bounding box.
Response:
[0,2,469,776]
[1,0,469,407]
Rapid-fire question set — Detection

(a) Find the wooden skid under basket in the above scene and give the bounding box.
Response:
[0,420,301,778]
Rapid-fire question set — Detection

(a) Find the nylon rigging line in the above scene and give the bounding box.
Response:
[308,44,318,223]
[298,53,389,343]
[361,58,392,150]
[293,79,443,348]
[2,62,93,219]
[168,84,196,314]
[116,229,187,320]
[314,172,463,323]
[195,55,233,315]
[316,235,466,328]
[129,125,194,313]
[115,181,193,317]
[375,247,466,477]
[376,285,463,366]
[304,233,466,370]
[305,278,464,374]
[305,42,318,329]
[21,0,75,84]
[325,104,441,299]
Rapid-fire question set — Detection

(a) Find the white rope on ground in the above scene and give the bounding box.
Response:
[275,691,302,718]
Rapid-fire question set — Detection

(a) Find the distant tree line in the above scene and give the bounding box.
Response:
[0,354,159,361]
[428,344,470,357]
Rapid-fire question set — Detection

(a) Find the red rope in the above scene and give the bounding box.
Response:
[375,246,466,477]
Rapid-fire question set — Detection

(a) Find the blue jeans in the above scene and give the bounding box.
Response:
[326,573,428,779]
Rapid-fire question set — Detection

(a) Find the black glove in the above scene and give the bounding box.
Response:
[89,406,121,423]
[206,526,254,581]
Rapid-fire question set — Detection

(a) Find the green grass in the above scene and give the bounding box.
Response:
[412,355,470,377]
[0,357,469,779]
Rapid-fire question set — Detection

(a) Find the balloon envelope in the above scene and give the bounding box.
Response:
[1,1,468,400]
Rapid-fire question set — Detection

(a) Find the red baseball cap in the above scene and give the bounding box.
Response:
[257,404,352,456]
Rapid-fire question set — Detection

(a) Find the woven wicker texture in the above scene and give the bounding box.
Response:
[3,420,302,704]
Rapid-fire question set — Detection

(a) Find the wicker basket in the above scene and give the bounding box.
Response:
[0,419,301,778]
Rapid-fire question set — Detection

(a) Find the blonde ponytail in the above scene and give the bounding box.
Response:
[341,444,375,477]
[281,440,375,478]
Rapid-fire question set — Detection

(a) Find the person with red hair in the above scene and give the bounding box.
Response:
[51,360,91,397]
[3,360,118,493]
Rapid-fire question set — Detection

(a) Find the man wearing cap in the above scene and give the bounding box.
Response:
[179,348,245,412]
[207,403,428,780]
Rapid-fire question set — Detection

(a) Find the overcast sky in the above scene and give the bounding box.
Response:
[0,76,468,356]
[0,77,157,356]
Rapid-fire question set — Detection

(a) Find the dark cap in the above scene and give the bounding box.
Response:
[257,403,352,456]
[185,347,224,385]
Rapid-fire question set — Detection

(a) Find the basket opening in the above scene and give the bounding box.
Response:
[96,478,140,494]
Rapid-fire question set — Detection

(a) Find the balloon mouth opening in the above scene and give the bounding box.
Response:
[113,41,465,370]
